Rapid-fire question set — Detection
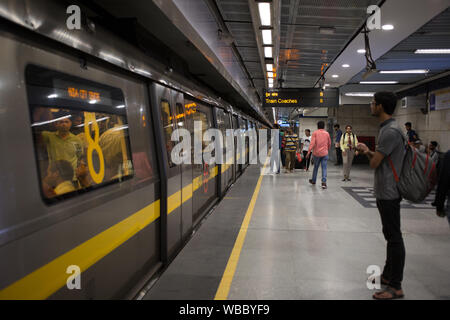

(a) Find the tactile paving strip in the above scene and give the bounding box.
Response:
[342,187,436,209]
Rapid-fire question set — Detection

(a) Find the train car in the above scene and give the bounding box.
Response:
[0,1,266,300]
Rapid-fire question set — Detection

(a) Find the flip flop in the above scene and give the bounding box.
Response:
[373,286,405,300]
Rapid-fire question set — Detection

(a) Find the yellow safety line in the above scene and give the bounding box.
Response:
[0,200,160,300]
[214,157,269,300]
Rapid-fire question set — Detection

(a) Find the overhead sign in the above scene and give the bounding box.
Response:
[263,89,339,108]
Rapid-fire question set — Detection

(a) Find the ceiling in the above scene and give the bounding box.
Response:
[347,6,450,89]
[278,0,381,88]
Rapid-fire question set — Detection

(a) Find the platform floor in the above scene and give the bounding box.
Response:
[143,162,450,300]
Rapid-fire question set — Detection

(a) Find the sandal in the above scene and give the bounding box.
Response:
[373,286,404,300]
[368,275,390,286]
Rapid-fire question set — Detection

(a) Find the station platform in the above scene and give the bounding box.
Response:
[141,163,450,300]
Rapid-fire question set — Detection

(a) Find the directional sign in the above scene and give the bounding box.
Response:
[263,89,339,108]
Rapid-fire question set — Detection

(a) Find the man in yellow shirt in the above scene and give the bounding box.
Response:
[340,125,359,181]
[40,113,83,179]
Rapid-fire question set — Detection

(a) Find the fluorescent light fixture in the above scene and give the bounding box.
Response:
[360,81,398,84]
[357,49,366,54]
[268,78,274,85]
[258,2,271,26]
[324,84,330,87]
[332,74,339,78]
[47,94,58,99]
[266,64,273,72]
[264,47,273,58]
[415,49,450,54]
[262,29,272,45]
[31,115,72,127]
[267,72,274,78]
[382,24,394,30]
[116,105,126,109]
[268,83,274,88]
[345,92,375,97]
[379,69,429,74]
[342,64,350,68]
[89,100,98,104]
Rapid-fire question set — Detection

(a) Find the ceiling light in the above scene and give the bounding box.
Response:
[268,83,274,88]
[332,75,339,78]
[267,72,274,78]
[268,78,274,84]
[319,27,335,35]
[360,81,398,84]
[345,92,375,97]
[357,49,366,54]
[262,29,272,45]
[47,94,58,99]
[379,69,429,74]
[258,2,271,26]
[382,24,394,30]
[266,64,273,72]
[342,64,350,68]
[264,47,273,58]
[116,105,125,109]
[415,49,450,54]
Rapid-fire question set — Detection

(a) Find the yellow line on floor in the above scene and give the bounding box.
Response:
[214,158,269,300]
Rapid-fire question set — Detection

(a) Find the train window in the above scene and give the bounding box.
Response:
[26,65,134,203]
[160,100,176,168]
[175,103,185,129]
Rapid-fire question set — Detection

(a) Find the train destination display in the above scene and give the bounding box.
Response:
[263,89,339,108]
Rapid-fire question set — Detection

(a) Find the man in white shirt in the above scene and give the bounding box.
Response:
[300,129,312,172]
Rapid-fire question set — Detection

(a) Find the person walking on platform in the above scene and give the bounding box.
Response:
[405,122,418,144]
[340,125,359,181]
[301,129,312,172]
[307,121,331,189]
[434,150,450,226]
[284,127,299,173]
[357,91,406,300]
[334,124,343,165]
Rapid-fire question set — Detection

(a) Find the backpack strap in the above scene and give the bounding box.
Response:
[387,156,400,183]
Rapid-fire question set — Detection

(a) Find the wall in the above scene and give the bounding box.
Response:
[329,104,380,141]
[393,97,450,152]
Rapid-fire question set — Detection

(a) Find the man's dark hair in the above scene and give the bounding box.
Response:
[405,122,412,127]
[334,124,340,129]
[49,160,74,182]
[318,121,325,129]
[305,129,311,133]
[431,141,438,147]
[374,92,398,115]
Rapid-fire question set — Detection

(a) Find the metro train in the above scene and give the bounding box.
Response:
[0,2,270,299]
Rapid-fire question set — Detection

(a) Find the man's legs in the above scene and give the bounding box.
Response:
[321,155,328,183]
[311,156,320,183]
[336,147,342,165]
[303,150,310,171]
[376,198,405,290]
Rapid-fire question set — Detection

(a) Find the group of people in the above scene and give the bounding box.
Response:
[271,91,449,299]
[32,108,130,199]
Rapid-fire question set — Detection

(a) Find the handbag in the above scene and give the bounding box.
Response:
[296,151,302,163]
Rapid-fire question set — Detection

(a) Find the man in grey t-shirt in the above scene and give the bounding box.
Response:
[357,92,406,300]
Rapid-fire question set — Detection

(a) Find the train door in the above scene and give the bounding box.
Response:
[188,101,218,224]
[174,94,193,241]
[151,83,182,258]
[233,115,240,178]
[238,117,246,174]
[215,108,232,196]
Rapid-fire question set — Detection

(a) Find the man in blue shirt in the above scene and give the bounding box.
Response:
[334,124,343,165]
[405,122,418,143]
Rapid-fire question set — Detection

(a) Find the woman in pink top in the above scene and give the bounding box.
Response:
[306,121,331,189]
